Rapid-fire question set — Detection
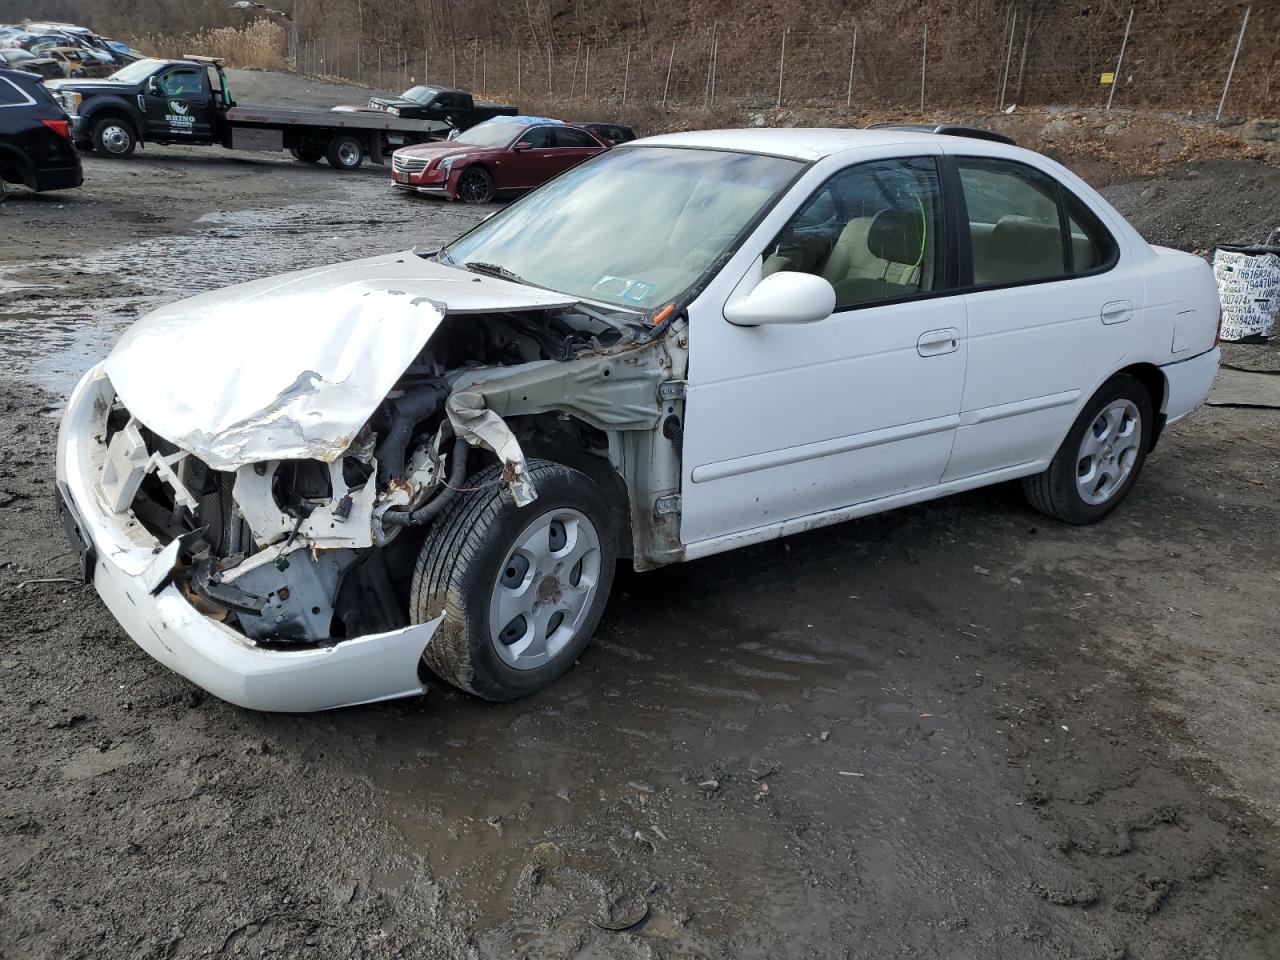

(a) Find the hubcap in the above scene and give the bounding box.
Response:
[459,170,488,202]
[337,141,360,166]
[489,508,601,671]
[1076,399,1142,505]
[102,125,129,153]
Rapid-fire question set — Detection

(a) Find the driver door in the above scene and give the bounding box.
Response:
[680,152,969,544]
[143,65,212,141]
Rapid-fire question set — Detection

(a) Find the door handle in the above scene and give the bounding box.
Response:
[1101,300,1133,325]
[917,328,961,357]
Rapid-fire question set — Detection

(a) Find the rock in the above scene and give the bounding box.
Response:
[1038,119,1074,141]
[1241,119,1280,144]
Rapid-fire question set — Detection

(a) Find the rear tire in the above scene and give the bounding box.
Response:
[325,134,363,170]
[1023,373,1153,525]
[290,146,323,164]
[91,117,135,158]
[456,165,495,204]
[411,459,617,701]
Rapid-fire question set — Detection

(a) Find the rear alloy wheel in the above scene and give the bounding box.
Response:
[411,460,617,700]
[91,117,135,158]
[325,134,363,170]
[289,146,323,164]
[1023,373,1153,524]
[456,165,495,204]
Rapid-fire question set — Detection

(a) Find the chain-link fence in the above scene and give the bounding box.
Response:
[294,3,1275,119]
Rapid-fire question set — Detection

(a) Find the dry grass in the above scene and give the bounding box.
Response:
[131,19,288,72]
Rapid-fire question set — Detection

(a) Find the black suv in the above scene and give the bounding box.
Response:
[0,67,81,198]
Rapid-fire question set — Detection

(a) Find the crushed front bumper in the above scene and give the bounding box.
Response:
[55,364,438,712]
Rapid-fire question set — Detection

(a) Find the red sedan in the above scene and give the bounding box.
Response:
[390,117,607,204]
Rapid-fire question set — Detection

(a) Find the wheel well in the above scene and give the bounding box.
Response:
[88,110,137,138]
[1115,362,1167,449]
[0,144,33,188]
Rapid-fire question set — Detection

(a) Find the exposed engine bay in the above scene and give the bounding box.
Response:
[97,303,687,647]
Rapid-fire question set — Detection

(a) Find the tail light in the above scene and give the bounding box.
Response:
[42,119,71,140]
[1215,308,1224,343]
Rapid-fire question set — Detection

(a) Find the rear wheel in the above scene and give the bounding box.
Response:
[456,165,495,204]
[1023,374,1153,524]
[411,460,617,700]
[91,117,135,158]
[290,146,323,164]
[325,134,363,170]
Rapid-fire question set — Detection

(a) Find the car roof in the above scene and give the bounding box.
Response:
[632,127,1024,161]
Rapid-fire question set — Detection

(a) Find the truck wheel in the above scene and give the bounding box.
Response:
[411,459,617,701]
[325,135,363,170]
[456,166,495,203]
[1023,374,1153,525]
[289,147,323,164]
[91,117,135,158]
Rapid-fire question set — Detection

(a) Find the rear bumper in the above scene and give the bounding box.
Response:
[32,162,83,192]
[55,364,437,713]
[1160,346,1220,425]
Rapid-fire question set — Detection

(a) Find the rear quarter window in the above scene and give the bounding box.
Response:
[0,76,36,107]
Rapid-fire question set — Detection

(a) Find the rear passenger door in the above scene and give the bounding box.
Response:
[942,154,1141,482]
[548,126,603,175]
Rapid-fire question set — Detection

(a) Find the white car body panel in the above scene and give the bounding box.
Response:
[103,251,575,472]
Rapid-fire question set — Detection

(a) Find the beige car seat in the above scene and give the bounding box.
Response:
[975,216,1065,284]
[823,207,926,305]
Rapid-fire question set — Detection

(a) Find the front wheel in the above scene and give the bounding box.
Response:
[411,460,617,700]
[91,117,135,158]
[325,134,363,170]
[455,165,495,204]
[1023,373,1153,524]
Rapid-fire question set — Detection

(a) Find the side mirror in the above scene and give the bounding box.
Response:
[723,271,836,327]
[146,77,160,95]
[513,141,533,151]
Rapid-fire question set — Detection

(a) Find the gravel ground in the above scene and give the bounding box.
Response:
[2,72,1279,959]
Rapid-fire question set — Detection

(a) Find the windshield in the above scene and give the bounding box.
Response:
[453,121,523,148]
[108,58,162,83]
[442,146,803,311]
[401,85,439,104]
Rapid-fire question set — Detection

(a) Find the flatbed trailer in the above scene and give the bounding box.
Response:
[48,55,442,169]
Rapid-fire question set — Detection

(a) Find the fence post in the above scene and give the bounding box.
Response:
[482,46,487,95]
[547,45,552,97]
[663,43,675,106]
[451,46,456,86]
[623,44,631,105]
[335,37,340,77]
[1106,8,1134,111]
[999,9,1017,109]
[920,25,927,113]
[584,46,591,98]
[776,29,787,108]
[569,38,581,99]
[516,48,521,95]
[425,48,429,85]
[1217,6,1251,120]
[846,26,857,107]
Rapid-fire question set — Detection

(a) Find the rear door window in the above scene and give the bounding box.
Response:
[957,158,1067,286]
[553,127,597,148]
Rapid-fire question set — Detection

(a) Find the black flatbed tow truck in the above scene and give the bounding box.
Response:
[47,55,442,169]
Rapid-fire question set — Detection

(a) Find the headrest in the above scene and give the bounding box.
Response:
[989,216,1063,264]
[867,207,924,265]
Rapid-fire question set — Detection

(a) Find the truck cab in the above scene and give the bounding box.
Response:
[49,56,232,156]
[363,85,517,136]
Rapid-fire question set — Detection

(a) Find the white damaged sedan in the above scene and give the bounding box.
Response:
[56,126,1221,711]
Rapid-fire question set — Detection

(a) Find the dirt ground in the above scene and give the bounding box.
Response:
[2,71,1280,960]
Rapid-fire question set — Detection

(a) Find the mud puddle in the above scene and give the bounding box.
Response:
[0,185,486,395]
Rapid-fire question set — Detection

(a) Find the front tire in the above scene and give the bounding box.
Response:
[411,459,617,700]
[91,117,135,158]
[1023,373,1153,524]
[325,134,363,170]
[455,165,495,204]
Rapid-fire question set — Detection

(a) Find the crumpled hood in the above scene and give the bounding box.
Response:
[102,251,576,471]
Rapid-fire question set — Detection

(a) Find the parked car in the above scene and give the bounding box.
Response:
[574,121,636,145]
[43,46,114,78]
[0,47,61,79]
[390,116,606,202]
[0,67,82,198]
[334,84,517,137]
[56,127,1220,712]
